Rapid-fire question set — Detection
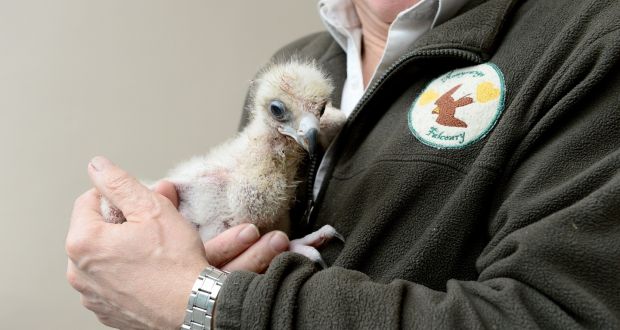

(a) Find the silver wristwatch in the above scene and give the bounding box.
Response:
[181,266,229,330]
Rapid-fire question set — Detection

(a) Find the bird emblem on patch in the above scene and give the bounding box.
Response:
[408,63,505,149]
[431,84,473,128]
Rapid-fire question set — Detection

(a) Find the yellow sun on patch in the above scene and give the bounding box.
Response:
[418,89,440,106]
[476,81,500,103]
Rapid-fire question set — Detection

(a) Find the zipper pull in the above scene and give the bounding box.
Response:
[302,199,314,224]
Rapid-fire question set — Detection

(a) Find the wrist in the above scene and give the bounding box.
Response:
[181,266,229,330]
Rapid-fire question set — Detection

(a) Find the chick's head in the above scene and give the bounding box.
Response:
[251,60,334,155]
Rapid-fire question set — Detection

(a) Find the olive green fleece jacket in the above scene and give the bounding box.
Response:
[216,0,620,328]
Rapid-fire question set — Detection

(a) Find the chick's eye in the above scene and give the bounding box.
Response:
[269,100,287,121]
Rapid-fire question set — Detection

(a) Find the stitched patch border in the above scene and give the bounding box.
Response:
[408,63,506,149]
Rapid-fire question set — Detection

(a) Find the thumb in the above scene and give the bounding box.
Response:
[88,156,156,221]
[153,180,179,208]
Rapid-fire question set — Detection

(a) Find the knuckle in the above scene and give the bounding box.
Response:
[128,196,161,219]
[97,315,115,328]
[206,248,230,268]
[252,251,271,272]
[80,295,94,310]
[218,245,234,260]
[71,189,98,215]
[156,193,175,210]
[255,260,270,272]
[65,228,100,259]
[105,172,132,193]
[66,227,101,262]
[65,236,87,259]
[144,199,162,218]
[95,312,121,330]
[81,296,104,315]
[67,270,85,293]
[72,192,89,210]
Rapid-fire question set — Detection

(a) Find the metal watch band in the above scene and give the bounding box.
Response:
[181,266,229,330]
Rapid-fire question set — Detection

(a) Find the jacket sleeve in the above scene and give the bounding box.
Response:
[215,35,620,330]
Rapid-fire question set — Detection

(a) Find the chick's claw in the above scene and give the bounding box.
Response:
[289,244,328,268]
[289,225,344,267]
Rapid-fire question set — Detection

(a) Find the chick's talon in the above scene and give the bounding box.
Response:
[288,225,344,267]
[289,244,328,268]
[293,224,344,247]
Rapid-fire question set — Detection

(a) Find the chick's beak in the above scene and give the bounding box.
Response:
[277,112,320,154]
[297,113,319,155]
[300,127,318,155]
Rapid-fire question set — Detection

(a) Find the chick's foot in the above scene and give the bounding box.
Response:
[289,225,344,268]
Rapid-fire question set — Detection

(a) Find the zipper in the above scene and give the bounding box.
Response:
[302,154,318,224]
[301,47,484,225]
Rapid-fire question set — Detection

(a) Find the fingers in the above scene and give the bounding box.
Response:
[66,260,85,293]
[204,224,261,267]
[204,225,292,273]
[70,188,104,227]
[67,259,103,298]
[153,180,179,208]
[221,230,289,273]
[67,189,105,259]
[87,156,158,221]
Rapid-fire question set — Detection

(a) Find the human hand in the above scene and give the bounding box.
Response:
[153,180,290,273]
[150,180,289,328]
[66,157,209,330]
[67,158,290,329]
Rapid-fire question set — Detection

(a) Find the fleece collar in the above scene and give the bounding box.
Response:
[412,0,520,58]
[317,0,520,65]
[314,0,520,110]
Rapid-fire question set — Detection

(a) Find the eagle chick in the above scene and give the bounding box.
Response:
[101,60,346,265]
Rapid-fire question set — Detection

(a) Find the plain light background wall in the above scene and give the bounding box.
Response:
[0,1,323,328]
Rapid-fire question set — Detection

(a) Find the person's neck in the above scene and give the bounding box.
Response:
[353,3,390,88]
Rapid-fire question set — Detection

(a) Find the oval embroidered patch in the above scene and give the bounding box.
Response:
[408,63,506,149]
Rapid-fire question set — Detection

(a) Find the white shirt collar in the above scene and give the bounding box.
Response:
[318,0,469,116]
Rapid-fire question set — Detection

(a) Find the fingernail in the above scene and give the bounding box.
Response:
[237,224,260,244]
[269,232,289,252]
[89,156,111,171]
